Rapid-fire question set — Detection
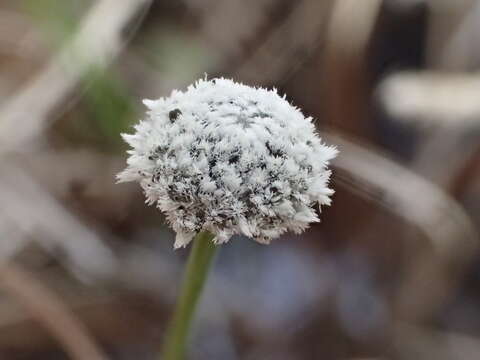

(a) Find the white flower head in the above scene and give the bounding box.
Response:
[117,78,337,248]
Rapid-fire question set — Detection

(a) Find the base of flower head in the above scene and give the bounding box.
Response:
[174,229,230,249]
[174,231,196,249]
[173,226,292,248]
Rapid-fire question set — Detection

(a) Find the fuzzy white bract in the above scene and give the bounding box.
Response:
[117,78,337,248]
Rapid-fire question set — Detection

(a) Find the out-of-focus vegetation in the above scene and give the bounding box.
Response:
[0,0,480,359]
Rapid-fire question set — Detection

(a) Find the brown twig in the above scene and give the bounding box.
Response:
[325,132,479,322]
[234,0,334,84]
[0,261,108,360]
[0,0,152,154]
[0,163,116,279]
[323,0,382,137]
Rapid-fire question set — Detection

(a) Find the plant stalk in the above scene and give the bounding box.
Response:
[161,231,217,360]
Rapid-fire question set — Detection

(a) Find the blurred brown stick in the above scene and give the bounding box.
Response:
[323,0,382,137]
[234,0,334,84]
[0,163,116,279]
[0,0,152,154]
[0,261,107,360]
[326,132,478,322]
[426,0,480,70]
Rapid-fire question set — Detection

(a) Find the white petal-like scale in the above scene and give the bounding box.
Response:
[117,78,337,247]
[174,231,196,249]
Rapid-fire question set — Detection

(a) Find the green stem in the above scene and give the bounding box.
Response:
[161,231,217,360]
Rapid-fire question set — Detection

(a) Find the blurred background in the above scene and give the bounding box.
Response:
[0,0,480,359]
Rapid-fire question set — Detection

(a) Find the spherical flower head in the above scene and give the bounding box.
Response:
[117,78,337,248]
